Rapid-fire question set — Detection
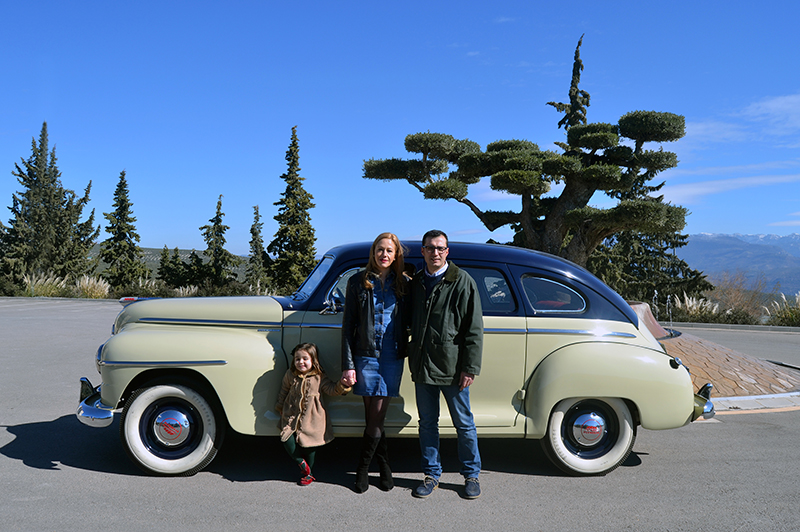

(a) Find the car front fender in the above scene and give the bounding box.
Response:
[99,323,288,436]
[524,340,695,438]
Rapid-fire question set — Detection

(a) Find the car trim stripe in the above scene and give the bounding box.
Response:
[527,328,637,338]
[139,317,282,327]
[484,328,528,334]
[99,360,228,367]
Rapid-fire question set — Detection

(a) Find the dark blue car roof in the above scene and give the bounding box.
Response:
[320,240,638,326]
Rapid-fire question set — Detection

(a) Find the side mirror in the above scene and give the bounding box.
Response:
[319,293,344,315]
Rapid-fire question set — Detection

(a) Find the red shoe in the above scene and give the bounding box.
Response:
[299,474,315,486]
[298,460,311,476]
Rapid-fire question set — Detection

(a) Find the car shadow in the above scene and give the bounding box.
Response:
[0,415,140,475]
[1,416,642,482]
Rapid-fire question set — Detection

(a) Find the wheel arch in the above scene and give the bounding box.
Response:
[119,368,228,428]
[523,340,692,438]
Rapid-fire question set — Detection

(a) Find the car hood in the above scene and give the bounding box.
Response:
[114,296,284,332]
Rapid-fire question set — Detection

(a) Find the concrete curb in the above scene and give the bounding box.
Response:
[714,391,800,411]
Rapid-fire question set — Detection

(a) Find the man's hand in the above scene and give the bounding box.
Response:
[459,372,475,391]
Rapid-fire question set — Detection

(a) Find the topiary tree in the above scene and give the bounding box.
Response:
[99,170,150,287]
[362,37,687,267]
[268,126,317,293]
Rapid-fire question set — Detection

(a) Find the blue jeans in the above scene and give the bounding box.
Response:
[415,382,481,479]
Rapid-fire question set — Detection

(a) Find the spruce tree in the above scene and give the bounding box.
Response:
[0,122,98,284]
[99,171,149,287]
[246,205,272,287]
[199,195,241,287]
[268,126,316,293]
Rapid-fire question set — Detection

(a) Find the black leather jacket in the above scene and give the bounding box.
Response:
[341,269,409,372]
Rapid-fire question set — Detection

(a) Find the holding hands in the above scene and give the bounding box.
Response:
[341,369,357,387]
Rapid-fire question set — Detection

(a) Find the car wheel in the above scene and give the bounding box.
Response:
[541,397,636,476]
[120,384,224,476]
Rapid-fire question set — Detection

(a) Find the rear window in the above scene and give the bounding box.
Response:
[521,275,586,313]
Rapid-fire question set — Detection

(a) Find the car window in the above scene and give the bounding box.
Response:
[461,266,517,315]
[326,267,360,304]
[521,275,586,313]
[293,256,335,300]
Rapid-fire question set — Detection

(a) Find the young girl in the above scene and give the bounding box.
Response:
[275,342,351,485]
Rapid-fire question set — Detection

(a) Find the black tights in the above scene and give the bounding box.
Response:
[363,396,391,439]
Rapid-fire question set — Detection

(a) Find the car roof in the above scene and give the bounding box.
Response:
[322,240,638,326]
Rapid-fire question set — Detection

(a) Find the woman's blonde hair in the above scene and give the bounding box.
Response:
[364,232,408,296]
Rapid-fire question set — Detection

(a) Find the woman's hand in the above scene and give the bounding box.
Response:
[341,369,357,387]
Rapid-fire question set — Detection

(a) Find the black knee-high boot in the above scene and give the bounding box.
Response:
[354,432,380,493]
[375,431,393,491]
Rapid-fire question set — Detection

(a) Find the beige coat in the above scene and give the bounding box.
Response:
[275,368,350,447]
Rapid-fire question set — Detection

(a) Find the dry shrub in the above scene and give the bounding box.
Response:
[75,275,111,299]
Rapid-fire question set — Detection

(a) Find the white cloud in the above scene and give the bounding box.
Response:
[769,220,800,227]
[662,174,800,204]
[741,93,800,134]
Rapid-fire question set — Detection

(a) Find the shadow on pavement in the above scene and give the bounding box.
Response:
[2,416,639,481]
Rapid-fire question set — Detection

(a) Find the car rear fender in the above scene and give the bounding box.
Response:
[523,341,695,438]
[99,324,288,436]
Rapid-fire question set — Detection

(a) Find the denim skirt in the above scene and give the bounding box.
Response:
[353,350,404,397]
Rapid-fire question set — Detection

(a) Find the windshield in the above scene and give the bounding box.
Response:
[292,255,334,300]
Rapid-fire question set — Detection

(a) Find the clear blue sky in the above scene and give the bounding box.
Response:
[2,1,799,256]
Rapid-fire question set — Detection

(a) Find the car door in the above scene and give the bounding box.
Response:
[458,264,528,432]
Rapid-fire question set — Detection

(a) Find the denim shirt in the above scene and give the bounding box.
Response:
[373,272,397,356]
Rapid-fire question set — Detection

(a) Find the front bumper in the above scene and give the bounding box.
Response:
[77,377,116,428]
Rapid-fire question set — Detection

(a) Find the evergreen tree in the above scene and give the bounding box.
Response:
[586,157,712,312]
[99,171,149,287]
[363,38,686,267]
[0,122,99,283]
[268,126,316,293]
[199,195,241,287]
[185,250,207,287]
[246,205,272,287]
[588,231,713,314]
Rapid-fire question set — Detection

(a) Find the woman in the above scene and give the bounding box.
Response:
[341,232,409,493]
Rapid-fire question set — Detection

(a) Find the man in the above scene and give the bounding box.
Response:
[408,229,483,499]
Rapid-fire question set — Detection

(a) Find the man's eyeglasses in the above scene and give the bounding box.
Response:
[423,245,448,253]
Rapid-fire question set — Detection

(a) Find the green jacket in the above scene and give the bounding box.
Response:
[408,261,483,386]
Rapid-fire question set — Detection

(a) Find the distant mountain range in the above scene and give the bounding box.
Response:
[677,233,800,296]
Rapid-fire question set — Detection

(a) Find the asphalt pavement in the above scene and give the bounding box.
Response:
[2,298,800,531]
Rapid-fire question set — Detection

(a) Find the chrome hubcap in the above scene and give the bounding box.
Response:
[153,409,191,447]
[571,412,606,447]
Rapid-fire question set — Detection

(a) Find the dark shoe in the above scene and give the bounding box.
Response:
[298,459,311,477]
[464,477,481,499]
[412,476,439,499]
[354,433,380,493]
[299,474,315,486]
[375,432,393,491]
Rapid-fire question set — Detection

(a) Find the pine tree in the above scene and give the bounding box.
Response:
[268,126,317,293]
[199,195,241,287]
[99,171,149,287]
[0,122,98,284]
[246,205,272,287]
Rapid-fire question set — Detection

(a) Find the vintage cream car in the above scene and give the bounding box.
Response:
[77,241,714,477]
